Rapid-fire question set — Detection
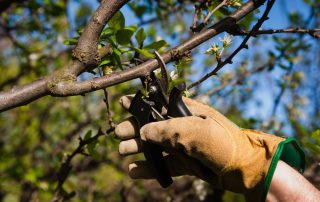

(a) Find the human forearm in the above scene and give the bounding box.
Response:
[267,160,320,202]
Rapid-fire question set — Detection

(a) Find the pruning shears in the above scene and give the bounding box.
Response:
[129,51,192,188]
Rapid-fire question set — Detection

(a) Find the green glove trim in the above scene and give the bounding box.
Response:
[262,137,305,202]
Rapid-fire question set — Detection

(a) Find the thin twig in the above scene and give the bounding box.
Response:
[190,0,215,32]
[197,61,269,98]
[270,6,316,121]
[203,0,228,25]
[191,5,201,31]
[51,128,113,202]
[188,0,276,90]
[102,88,115,129]
[98,68,116,129]
[271,63,293,117]
[234,28,320,38]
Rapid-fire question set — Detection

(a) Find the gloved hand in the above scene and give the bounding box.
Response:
[115,95,304,202]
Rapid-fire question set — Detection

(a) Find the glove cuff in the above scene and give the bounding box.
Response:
[261,137,305,202]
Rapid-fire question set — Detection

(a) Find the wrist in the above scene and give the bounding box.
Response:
[262,137,305,201]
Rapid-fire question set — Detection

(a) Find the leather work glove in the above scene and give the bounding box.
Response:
[115,95,305,202]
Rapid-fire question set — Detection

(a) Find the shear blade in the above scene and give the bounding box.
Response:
[151,106,165,121]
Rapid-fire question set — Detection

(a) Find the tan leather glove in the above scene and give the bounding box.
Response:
[115,95,305,202]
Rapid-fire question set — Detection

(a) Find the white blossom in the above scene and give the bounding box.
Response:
[29,53,40,61]
[170,70,178,80]
[219,33,233,48]
[156,36,163,41]
[205,43,219,55]
[57,34,64,43]
[174,24,183,32]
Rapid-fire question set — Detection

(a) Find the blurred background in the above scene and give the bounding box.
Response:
[0,0,319,201]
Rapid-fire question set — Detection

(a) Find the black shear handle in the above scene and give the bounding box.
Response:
[167,83,192,117]
[128,83,192,188]
[129,91,173,188]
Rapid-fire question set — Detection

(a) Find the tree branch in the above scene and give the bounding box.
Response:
[51,127,113,202]
[0,1,126,112]
[72,0,130,69]
[188,0,275,89]
[48,0,268,96]
[0,78,49,112]
[197,61,269,99]
[234,28,320,38]
[0,0,267,112]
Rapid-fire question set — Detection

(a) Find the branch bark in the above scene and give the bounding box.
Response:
[48,0,267,96]
[0,0,267,112]
[0,78,48,112]
[0,0,128,112]
[234,28,320,38]
[72,0,130,69]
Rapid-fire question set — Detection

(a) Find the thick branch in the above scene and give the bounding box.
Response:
[0,0,266,112]
[72,0,130,70]
[0,1,124,112]
[49,0,267,96]
[0,78,48,112]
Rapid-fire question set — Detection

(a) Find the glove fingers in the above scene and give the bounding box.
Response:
[119,95,236,131]
[119,138,142,155]
[128,154,189,179]
[115,116,139,140]
[140,116,208,148]
[139,116,233,172]
[128,153,219,186]
[119,95,134,111]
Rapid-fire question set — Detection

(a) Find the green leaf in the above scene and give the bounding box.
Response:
[116,29,134,45]
[135,28,146,47]
[101,27,114,38]
[99,59,111,66]
[63,37,78,45]
[155,8,162,20]
[87,139,99,160]
[112,48,123,69]
[108,11,125,32]
[25,169,37,183]
[83,130,92,141]
[125,24,137,32]
[144,40,168,50]
[129,3,147,18]
[134,48,155,58]
[311,129,320,144]
[135,6,147,18]
[304,142,320,154]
